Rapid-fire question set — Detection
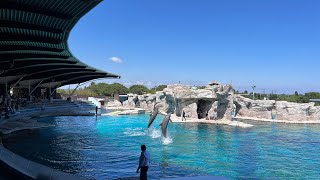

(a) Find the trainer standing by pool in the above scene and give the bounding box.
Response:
[136,144,150,180]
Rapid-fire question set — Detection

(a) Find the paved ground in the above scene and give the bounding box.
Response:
[170,114,254,128]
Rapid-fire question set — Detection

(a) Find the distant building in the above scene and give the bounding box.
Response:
[114,93,128,103]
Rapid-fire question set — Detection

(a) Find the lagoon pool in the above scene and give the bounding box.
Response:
[3,115,320,179]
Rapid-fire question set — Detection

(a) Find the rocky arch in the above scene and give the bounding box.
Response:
[196,99,214,119]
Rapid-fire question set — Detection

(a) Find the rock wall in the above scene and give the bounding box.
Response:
[106,81,320,121]
[234,95,320,121]
[112,81,235,120]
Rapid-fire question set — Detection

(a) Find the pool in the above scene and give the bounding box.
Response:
[3,115,320,179]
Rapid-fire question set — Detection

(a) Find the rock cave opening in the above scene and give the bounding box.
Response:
[197,99,214,119]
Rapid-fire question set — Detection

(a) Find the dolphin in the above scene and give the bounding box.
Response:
[160,113,172,138]
[147,107,159,128]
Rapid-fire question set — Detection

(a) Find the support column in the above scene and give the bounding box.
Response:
[48,82,52,102]
[51,82,62,97]
[29,80,43,97]
[28,80,31,101]
[8,76,24,94]
[5,77,7,95]
[68,83,81,101]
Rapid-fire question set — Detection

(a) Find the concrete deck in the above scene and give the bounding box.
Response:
[170,115,253,128]
[161,176,227,180]
[116,176,226,180]
[103,108,147,116]
[0,118,53,135]
[0,140,85,180]
[236,116,320,124]
[0,108,95,135]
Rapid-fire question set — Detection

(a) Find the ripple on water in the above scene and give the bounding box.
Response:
[3,115,320,179]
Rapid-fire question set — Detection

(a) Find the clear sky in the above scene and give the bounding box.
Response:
[68,0,320,94]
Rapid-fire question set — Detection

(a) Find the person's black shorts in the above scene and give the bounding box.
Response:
[140,166,149,180]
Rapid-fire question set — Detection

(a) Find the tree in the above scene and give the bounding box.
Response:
[57,89,67,94]
[294,91,299,96]
[85,82,128,96]
[149,85,168,94]
[305,92,320,100]
[129,85,149,95]
[197,86,206,89]
[155,85,167,91]
[107,83,129,96]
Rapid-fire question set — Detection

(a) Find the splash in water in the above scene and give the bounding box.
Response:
[147,127,161,139]
[162,137,173,145]
[123,128,146,137]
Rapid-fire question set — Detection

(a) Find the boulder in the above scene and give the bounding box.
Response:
[207,101,219,120]
[122,99,136,109]
[182,103,198,119]
[106,100,122,108]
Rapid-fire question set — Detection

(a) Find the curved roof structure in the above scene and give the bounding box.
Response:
[0,0,120,89]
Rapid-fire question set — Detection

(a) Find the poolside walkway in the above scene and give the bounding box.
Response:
[236,116,320,124]
[0,140,85,180]
[0,100,96,135]
[0,118,53,135]
[170,115,253,128]
[103,108,146,116]
[116,176,227,180]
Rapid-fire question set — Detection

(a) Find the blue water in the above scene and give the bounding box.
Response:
[3,115,320,179]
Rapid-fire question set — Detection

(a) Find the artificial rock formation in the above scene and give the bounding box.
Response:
[108,81,320,121]
[234,95,320,121]
[120,81,235,120]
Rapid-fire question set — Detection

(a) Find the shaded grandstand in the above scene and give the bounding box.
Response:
[0,0,119,118]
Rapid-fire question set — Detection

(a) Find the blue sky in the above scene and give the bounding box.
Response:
[68,0,320,94]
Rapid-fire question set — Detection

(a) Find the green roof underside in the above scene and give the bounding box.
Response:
[0,0,120,88]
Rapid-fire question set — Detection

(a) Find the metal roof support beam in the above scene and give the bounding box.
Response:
[29,80,44,96]
[8,76,24,93]
[51,82,63,96]
[5,77,7,93]
[68,83,81,99]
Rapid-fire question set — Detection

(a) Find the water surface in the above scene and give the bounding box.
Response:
[3,115,320,179]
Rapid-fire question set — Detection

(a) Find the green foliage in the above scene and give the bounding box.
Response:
[75,88,98,96]
[197,86,207,89]
[87,83,128,96]
[57,88,97,96]
[106,83,129,95]
[59,84,320,105]
[57,89,68,94]
[148,85,168,94]
[129,85,149,95]
[245,91,320,104]
[305,92,320,100]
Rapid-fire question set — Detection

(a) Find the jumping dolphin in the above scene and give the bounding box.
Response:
[147,106,159,128]
[160,113,172,138]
